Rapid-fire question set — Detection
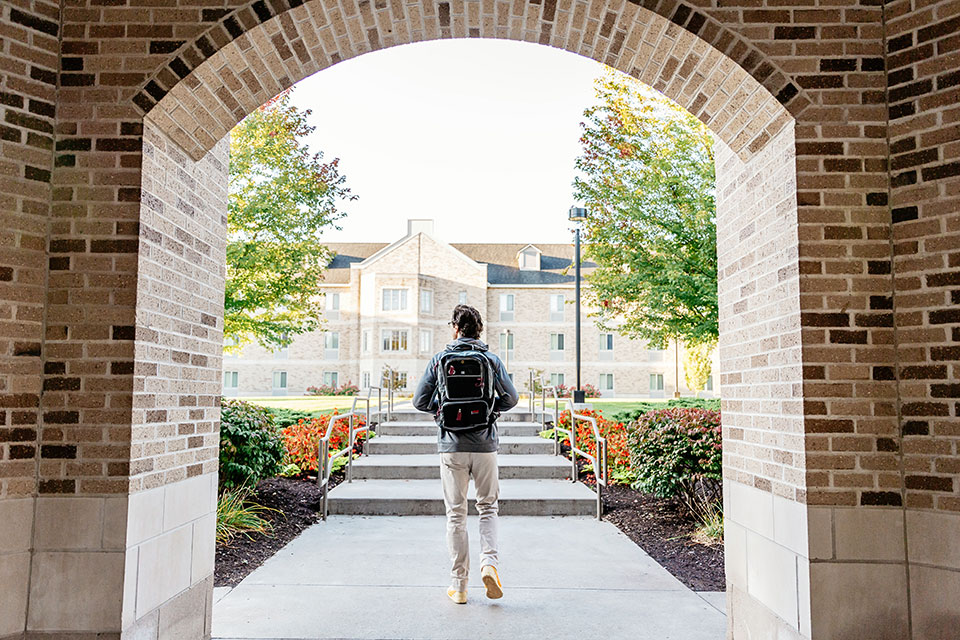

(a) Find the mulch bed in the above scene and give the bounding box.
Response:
[601,483,725,591]
[560,441,725,591]
[215,473,339,587]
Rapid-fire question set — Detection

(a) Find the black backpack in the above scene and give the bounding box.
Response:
[435,349,497,431]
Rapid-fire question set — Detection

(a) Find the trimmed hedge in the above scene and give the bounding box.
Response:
[611,397,720,424]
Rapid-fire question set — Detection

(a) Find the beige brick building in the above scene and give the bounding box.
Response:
[224,220,717,398]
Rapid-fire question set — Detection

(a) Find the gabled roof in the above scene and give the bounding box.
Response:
[320,240,596,285]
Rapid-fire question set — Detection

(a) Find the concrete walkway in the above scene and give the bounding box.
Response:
[212,515,726,639]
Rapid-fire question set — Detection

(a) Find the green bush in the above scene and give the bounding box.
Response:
[220,399,285,489]
[627,408,722,515]
[611,397,720,423]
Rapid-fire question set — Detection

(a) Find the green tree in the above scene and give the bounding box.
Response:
[683,340,715,396]
[573,71,716,348]
[226,90,355,351]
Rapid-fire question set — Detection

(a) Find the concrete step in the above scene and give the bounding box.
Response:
[379,409,545,423]
[327,479,598,516]
[376,421,545,437]
[366,435,554,455]
[350,454,572,480]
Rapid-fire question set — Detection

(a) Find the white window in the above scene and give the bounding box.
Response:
[519,247,540,270]
[272,371,287,396]
[419,329,433,354]
[650,373,664,391]
[274,333,289,360]
[549,373,564,387]
[362,330,370,353]
[362,371,370,388]
[420,289,433,314]
[648,349,665,362]
[499,294,515,321]
[499,331,514,361]
[549,294,564,322]
[705,375,714,391]
[599,373,614,392]
[599,333,614,361]
[382,288,408,311]
[550,333,564,361]
[323,371,338,387]
[222,371,238,388]
[325,292,340,319]
[458,291,467,305]
[381,329,408,352]
[223,336,240,359]
[324,332,340,350]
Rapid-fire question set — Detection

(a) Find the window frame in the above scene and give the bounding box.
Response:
[381,288,409,312]
[381,329,409,352]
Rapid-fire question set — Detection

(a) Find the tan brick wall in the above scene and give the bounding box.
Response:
[1,0,958,636]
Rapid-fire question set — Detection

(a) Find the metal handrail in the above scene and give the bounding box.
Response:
[317,408,367,521]
[364,384,384,435]
[534,376,608,520]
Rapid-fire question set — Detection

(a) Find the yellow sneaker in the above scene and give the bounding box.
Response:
[481,565,503,599]
[447,588,467,604]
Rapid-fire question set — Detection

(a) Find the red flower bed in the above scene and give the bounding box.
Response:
[280,411,367,473]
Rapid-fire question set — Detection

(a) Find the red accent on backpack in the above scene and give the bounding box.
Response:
[456,409,462,421]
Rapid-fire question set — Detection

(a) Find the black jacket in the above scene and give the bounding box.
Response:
[412,337,519,453]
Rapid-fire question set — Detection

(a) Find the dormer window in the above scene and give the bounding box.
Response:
[517,244,541,271]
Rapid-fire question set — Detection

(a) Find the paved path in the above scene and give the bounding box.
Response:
[212,515,726,639]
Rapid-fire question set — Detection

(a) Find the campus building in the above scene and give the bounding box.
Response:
[222,220,717,398]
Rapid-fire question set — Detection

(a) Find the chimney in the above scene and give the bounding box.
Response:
[406,219,435,237]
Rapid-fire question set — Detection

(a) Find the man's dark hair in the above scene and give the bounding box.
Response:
[451,305,483,339]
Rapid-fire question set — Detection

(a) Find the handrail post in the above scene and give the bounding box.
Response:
[528,370,534,412]
[347,414,354,483]
[569,400,577,483]
[320,439,329,521]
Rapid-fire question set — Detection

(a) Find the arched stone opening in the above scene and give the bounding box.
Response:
[134,6,808,636]
[7,0,957,637]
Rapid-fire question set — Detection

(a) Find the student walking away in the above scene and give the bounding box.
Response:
[413,304,519,605]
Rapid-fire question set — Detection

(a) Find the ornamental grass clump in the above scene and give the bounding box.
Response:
[219,399,285,489]
[627,408,722,523]
[216,483,277,546]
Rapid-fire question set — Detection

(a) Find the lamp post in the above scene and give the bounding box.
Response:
[569,206,588,404]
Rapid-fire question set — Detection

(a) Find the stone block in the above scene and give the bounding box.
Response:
[906,509,960,570]
[0,552,30,636]
[745,530,799,629]
[27,551,124,631]
[136,526,193,619]
[33,496,104,551]
[809,562,908,640]
[191,513,216,584]
[163,473,213,532]
[806,506,833,560]
[834,507,904,562]
[127,486,164,547]
[0,498,33,554]
[909,564,960,640]
[158,578,206,640]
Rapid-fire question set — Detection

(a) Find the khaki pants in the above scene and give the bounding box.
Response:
[440,452,499,591]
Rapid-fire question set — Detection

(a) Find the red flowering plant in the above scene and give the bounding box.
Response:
[551,408,631,484]
[280,411,368,474]
[626,408,722,517]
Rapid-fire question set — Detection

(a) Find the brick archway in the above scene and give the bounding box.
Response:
[137,0,802,161]
[5,0,960,637]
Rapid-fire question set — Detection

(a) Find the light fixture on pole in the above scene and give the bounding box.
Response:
[569,206,588,405]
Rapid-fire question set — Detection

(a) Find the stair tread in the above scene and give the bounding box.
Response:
[328,478,596,500]
[352,454,568,467]
[370,435,547,444]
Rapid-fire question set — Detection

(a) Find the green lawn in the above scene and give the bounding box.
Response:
[586,398,671,416]
[242,396,357,413]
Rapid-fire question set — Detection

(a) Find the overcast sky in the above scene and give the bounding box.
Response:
[291,39,605,245]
